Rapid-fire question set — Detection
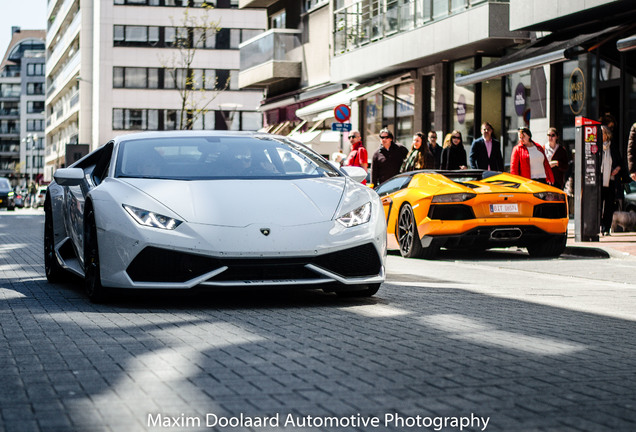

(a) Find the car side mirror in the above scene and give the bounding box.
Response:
[54,168,84,186]
[340,166,367,183]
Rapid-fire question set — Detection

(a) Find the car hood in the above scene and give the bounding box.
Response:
[414,172,563,195]
[119,177,347,226]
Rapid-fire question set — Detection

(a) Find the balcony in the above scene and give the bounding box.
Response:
[238,29,302,89]
[238,0,278,8]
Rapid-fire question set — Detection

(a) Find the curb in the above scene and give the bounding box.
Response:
[563,246,611,259]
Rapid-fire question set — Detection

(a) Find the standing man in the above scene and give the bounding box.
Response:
[343,130,368,184]
[371,128,408,186]
[343,130,368,172]
[469,122,504,171]
[427,131,442,169]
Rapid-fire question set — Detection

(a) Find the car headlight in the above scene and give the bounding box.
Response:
[431,193,476,203]
[337,202,372,227]
[123,204,182,230]
[533,192,565,201]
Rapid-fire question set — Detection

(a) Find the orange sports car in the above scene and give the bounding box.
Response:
[375,170,569,259]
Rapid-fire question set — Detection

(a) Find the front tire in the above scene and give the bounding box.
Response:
[44,201,67,283]
[84,209,109,303]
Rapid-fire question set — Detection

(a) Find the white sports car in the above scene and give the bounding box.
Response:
[44,131,386,302]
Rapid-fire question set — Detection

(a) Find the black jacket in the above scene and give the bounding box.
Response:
[469,137,504,171]
[441,144,467,170]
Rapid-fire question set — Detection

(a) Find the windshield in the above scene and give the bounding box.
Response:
[0,178,10,191]
[115,136,341,180]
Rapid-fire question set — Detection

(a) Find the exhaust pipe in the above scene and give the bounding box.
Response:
[490,228,522,241]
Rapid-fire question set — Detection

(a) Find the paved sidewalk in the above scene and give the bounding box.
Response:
[566,221,636,259]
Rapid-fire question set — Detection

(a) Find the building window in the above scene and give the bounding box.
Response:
[27,101,45,114]
[114,0,237,7]
[114,25,253,48]
[27,82,45,95]
[27,64,44,76]
[27,119,44,132]
[271,10,286,29]
[113,108,261,131]
[112,66,239,90]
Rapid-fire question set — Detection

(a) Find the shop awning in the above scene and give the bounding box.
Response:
[617,35,636,52]
[295,74,409,121]
[289,130,341,146]
[456,27,623,87]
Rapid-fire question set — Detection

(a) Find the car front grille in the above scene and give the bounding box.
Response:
[126,243,382,283]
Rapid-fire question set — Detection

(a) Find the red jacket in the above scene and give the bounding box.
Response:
[510,141,554,185]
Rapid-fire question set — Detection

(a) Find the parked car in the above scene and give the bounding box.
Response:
[0,177,16,211]
[32,186,47,208]
[45,131,386,302]
[13,188,26,208]
[376,169,569,259]
[624,180,636,212]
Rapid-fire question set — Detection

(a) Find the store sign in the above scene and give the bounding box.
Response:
[569,67,585,115]
[514,83,526,116]
[456,94,466,124]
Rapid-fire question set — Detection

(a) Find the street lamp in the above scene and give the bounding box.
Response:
[21,134,42,185]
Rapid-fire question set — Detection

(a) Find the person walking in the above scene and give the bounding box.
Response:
[440,130,467,170]
[469,122,504,171]
[600,125,623,235]
[401,132,435,172]
[628,122,636,182]
[371,128,408,186]
[427,131,442,169]
[542,127,569,189]
[510,127,554,185]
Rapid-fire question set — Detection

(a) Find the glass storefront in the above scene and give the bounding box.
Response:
[451,59,475,148]
[363,81,415,149]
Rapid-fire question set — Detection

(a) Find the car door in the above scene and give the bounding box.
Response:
[62,143,114,267]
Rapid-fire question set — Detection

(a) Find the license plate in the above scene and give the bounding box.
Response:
[490,203,518,213]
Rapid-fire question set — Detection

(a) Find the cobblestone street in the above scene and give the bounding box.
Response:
[1,212,636,431]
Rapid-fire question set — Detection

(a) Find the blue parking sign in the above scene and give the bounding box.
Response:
[331,122,352,132]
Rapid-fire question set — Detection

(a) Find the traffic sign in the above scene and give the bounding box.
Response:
[334,104,351,123]
[331,122,352,132]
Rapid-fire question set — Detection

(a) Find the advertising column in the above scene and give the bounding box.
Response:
[574,117,601,242]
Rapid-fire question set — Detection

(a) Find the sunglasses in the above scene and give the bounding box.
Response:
[380,135,390,139]
[547,134,556,137]
[349,136,359,139]
[452,136,460,139]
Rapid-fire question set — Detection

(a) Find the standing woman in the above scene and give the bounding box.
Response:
[510,127,554,185]
[440,130,467,170]
[543,127,569,189]
[600,125,623,235]
[401,132,435,172]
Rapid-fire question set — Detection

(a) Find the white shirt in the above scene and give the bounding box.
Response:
[527,145,546,179]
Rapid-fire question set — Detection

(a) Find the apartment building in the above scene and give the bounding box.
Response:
[238,0,346,157]
[310,0,636,163]
[458,0,636,159]
[0,28,46,186]
[44,0,267,182]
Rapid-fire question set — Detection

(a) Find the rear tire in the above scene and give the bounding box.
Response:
[84,209,109,303]
[397,204,423,258]
[527,234,567,258]
[44,202,67,283]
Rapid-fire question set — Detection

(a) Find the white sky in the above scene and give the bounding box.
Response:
[0,0,47,58]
